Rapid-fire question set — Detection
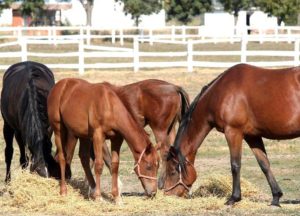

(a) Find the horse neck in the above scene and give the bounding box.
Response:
[117,113,151,161]
[176,101,212,163]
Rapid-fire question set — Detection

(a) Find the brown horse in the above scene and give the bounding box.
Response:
[47,78,159,202]
[162,63,300,206]
[95,79,190,188]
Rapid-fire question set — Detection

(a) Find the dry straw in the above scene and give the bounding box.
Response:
[1,169,299,215]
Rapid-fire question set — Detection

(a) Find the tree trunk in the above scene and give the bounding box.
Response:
[83,1,93,26]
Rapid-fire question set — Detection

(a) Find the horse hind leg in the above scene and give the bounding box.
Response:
[244,136,283,207]
[4,121,14,183]
[15,131,29,169]
[79,138,96,195]
[91,128,105,201]
[224,127,244,205]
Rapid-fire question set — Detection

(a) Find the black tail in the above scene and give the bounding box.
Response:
[167,87,190,134]
[19,62,54,168]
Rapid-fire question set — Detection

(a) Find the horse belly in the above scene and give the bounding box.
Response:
[61,110,90,138]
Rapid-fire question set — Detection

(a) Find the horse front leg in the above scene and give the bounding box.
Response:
[91,128,105,201]
[245,136,283,206]
[224,127,243,205]
[152,128,169,190]
[110,135,123,205]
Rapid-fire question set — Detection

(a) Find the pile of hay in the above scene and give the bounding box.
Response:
[193,174,261,200]
[0,169,278,215]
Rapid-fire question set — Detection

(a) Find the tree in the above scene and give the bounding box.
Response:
[118,0,162,26]
[0,0,14,12]
[79,0,94,26]
[219,0,254,16]
[165,0,212,24]
[255,0,300,25]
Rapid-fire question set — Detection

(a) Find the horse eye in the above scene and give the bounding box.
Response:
[146,164,152,171]
[171,170,176,176]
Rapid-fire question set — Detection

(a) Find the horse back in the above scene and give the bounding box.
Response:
[117,79,184,127]
[48,78,133,138]
[205,64,300,138]
[1,61,54,130]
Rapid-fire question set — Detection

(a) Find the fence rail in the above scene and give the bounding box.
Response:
[0,26,299,73]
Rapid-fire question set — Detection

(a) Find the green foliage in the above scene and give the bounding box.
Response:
[255,0,300,25]
[0,0,14,11]
[219,0,254,16]
[118,0,162,26]
[165,0,212,24]
[219,0,300,25]
[20,0,44,17]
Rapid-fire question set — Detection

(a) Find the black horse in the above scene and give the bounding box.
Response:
[1,61,59,182]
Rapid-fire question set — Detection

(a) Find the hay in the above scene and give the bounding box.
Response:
[193,174,261,200]
[1,170,298,215]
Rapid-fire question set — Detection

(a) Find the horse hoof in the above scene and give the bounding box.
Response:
[60,190,67,196]
[269,202,281,207]
[114,197,123,206]
[225,197,241,205]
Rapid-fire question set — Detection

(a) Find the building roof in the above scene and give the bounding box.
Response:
[10,1,72,10]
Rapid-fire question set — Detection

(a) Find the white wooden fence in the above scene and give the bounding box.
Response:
[0,26,299,73]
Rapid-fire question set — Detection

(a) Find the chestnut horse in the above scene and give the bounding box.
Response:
[89,79,190,188]
[1,61,59,182]
[47,78,159,203]
[163,63,300,206]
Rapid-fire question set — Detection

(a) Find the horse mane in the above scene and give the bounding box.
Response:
[19,62,54,163]
[171,72,224,172]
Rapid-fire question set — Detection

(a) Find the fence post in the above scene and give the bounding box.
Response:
[78,38,84,75]
[241,36,247,63]
[17,27,22,44]
[86,25,91,46]
[52,26,57,46]
[120,28,124,46]
[187,40,193,72]
[112,29,116,44]
[181,25,186,42]
[171,25,175,42]
[21,38,27,62]
[288,28,292,44]
[149,28,153,46]
[133,37,139,72]
[294,39,300,66]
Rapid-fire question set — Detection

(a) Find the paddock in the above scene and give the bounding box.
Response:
[0,68,299,215]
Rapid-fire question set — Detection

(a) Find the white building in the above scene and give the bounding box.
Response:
[61,0,166,28]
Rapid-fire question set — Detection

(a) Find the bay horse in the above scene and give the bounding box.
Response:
[162,63,300,206]
[89,79,190,189]
[47,78,159,203]
[1,61,59,182]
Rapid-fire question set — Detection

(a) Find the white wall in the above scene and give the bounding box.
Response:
[0,9,12,26]
[62,0,165,28]
[204,13,235,37]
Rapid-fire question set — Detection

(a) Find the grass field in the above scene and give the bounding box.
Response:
[0,67,300,216]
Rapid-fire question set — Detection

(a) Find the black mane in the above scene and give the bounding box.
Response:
[171,72,224,172]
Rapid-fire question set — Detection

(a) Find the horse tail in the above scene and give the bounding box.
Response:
[20,62,54,170]
[167,86,190,134]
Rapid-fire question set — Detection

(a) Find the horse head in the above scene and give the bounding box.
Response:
[162,146,197,197]
[134,144,160,197]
